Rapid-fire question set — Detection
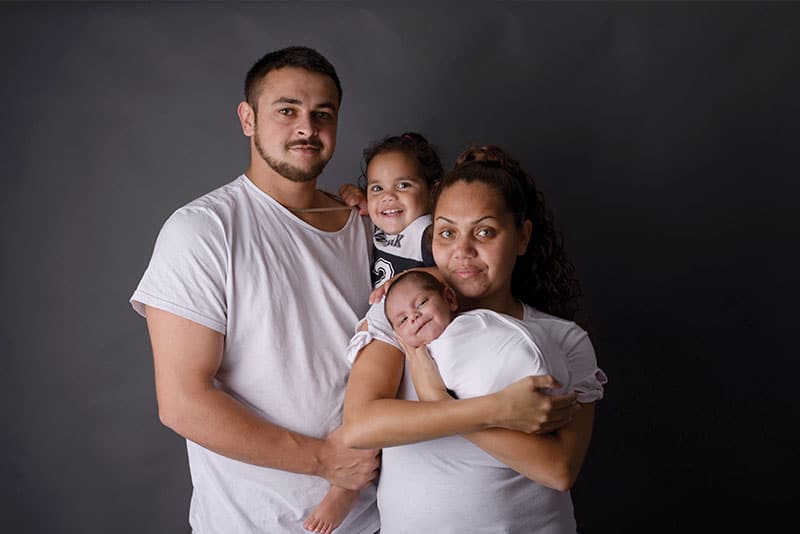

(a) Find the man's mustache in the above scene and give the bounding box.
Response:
[286,139,323,149]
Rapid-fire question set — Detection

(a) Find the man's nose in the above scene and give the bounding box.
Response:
[296,114,318,137]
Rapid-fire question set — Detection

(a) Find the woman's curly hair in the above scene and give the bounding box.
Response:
[433,145,582,321]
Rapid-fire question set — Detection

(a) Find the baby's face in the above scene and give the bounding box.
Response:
[385,279,456,348]
[366,150,430,235]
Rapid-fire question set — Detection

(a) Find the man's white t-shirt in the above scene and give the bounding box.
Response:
[346,300,607,534]
[131,175,378,534]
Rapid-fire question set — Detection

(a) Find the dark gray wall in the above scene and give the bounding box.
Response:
[4,2,798,532]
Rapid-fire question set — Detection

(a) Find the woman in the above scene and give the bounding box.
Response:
[342,145,607,533]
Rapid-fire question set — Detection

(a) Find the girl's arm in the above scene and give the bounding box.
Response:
[406,343,593,491]
[341,339,578,449]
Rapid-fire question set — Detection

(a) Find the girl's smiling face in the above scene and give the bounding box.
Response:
[366,151,431,235]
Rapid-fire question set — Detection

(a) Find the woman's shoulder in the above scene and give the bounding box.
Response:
[521,303,583,329]
[520,303,590,349]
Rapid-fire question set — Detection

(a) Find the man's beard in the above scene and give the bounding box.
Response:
[254,130,328,183]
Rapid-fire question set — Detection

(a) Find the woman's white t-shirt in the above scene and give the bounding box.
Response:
[346,300,607,534]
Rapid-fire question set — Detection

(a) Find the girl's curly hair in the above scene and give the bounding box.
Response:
[359,132,444,193]
[433,145,582,321]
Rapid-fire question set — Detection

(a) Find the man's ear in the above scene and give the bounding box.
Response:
[518,219,533,256]
[444,286,458,312]
[237,101,255,137]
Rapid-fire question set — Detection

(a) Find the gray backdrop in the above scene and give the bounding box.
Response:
[4,2,799,532]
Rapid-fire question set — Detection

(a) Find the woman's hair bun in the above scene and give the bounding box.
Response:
[455,145,509,167]
[455,145,525,178]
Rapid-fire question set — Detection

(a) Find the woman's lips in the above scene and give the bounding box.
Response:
[453,266,482,279]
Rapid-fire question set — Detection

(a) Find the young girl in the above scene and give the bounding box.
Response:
[303,132,444,534]
[341,131,444,288]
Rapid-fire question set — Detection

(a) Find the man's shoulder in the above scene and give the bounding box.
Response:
[156,176,248,240]
[180,175,248,213]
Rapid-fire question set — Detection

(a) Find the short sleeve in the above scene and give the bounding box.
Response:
[563,325,608,403]
[344,298,401,367]
[130,206,228,333]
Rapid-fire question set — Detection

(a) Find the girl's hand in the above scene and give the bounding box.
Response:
[338,183,368,215]
[492,375,579,434]
[369,281,390,305]
[401,341,451,402]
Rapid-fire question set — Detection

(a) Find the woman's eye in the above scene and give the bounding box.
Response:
[438,229,454,239]
[477,228,495,238]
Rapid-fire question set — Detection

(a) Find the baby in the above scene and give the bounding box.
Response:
[383,270,569,400]
[303,133,443,534]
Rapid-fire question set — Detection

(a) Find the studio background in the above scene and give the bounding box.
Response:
[3,2,798,532]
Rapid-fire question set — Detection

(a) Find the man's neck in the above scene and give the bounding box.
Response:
[245,161,350,232]
[245,162,318,210]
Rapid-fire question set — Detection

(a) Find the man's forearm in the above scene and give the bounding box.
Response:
[158,381,325,476]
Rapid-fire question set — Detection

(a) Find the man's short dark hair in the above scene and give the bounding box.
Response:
[244,46,342,109]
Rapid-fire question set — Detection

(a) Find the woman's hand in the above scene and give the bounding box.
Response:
[401,341,451,402]
[338,183,368,215]
[492,376,579,435]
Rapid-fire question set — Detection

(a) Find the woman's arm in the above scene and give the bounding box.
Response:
[405,343,592,491]
[465,404,595,491]
[341,339,578,449]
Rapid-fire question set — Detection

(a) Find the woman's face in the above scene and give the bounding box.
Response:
[432,180,531,312]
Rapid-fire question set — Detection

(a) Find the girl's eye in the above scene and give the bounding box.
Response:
[397,182,412,190]
[369,185,383,193]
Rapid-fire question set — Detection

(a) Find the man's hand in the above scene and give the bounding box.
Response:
[491,375,579,435]
[338,184,368,215]
[317,426,380,490]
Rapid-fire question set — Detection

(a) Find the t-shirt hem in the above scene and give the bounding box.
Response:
[130,290,226,334]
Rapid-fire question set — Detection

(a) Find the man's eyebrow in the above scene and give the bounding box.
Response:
[271,97,337,111]
[272,97,302,106]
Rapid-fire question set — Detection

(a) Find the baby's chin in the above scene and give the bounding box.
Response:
[417,332,443,346]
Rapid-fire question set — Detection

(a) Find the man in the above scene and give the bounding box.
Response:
[130,46,380,533]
